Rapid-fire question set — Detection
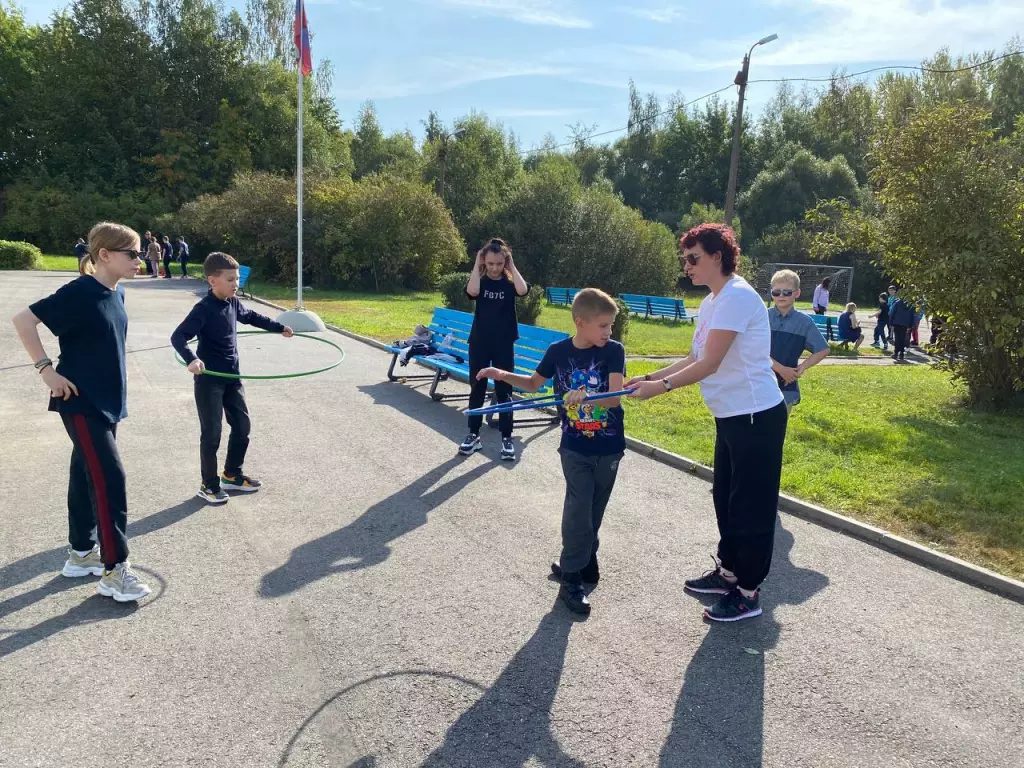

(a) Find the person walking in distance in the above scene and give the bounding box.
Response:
[812,277,831,315]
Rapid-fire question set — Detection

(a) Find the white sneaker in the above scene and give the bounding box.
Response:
[62,547,105,578]
[97,563,151,602]
[458,433,482,456]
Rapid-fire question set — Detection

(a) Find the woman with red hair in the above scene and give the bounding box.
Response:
[628,223,786,622]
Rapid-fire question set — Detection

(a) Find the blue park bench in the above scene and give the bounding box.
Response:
[385,307,569,427]
[619,293,696,324]
[804,311,836,341]
[238,265,253,298]
[545,287,582,306]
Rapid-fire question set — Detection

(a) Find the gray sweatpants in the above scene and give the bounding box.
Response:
[559,449,624,575]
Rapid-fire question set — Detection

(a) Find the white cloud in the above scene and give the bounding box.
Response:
[753,0,1024,68]
[431,0,591,29]
[489,107,590,118]
[616,4,685,24]
[334,57,574,100]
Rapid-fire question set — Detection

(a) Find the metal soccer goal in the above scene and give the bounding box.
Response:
[752,263,854,311]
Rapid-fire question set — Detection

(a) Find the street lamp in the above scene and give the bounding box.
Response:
[438,128,467,201]
[724,33,778,228]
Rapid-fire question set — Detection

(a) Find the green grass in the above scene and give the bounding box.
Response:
[35,253,205,277]
[625,362,1024,579]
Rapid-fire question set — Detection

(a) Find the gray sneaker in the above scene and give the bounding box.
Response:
[97,563,152,602]
[62,547,104,578]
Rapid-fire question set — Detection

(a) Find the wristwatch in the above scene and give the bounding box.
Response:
[663,378,673,392]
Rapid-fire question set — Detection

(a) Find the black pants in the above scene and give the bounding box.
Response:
[893,325,909,356]
[61,412,129,568]
[180,258,189,277]
[195,376,251,490]
[559,449,623,578]
[468,337,514,437]
[712,400,788,591]
[162,255,173,278]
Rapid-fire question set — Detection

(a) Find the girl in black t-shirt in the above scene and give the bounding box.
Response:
[460,238,529,460]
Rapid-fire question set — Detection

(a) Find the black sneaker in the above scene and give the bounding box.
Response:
[704,588,762,622]
[684,559,736,595]
[550,556,599,586]
[500,438,516,461]
[197,484,229,505]
[221,472,262,493]
[458,433,481,456]
[559,582,591,616]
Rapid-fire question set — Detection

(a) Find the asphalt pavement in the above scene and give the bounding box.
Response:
[1,271,1021,768]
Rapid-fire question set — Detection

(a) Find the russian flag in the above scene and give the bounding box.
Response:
[293,0,312,77]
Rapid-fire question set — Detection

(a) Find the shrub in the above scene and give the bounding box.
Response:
[439,272,473,312]
[516,284,544,325]
[0,239,42,269]
[612,297,630,342]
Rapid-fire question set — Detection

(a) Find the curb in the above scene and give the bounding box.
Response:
[246,291,1024,604]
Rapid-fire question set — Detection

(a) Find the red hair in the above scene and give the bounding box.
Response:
[680,223,740,275]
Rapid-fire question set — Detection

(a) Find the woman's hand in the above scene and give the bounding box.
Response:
[624,374,650,388]
[41,368,78,400]
[475,249,486,269]
[627,380,666,401]
[476,367,503,382]
[563,387,587,406]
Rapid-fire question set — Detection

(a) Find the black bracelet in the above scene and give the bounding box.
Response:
[37,361,53,374]
[34,357,52,371]
[644,374,651,381]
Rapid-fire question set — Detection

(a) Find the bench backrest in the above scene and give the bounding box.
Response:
[429,307,568,378]
[545,287,581,306]
[802,312,834,340]
[238,265,252,290]
[619,293,692,320]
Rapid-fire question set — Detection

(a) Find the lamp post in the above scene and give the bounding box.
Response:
[437,128,466,201]
[724,33,778,228]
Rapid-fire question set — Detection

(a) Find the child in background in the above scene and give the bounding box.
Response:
[12,222,151,602]
[837,302,865,353]
[476,288,626,617]
[766,270,829,414]
[171,252,293,504]
[872,292,890,351]
[161,235,174,279]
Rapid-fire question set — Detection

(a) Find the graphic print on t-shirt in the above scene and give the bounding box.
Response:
[563,364,610,438]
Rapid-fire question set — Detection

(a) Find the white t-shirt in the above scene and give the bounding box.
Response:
[691,276,784,419]
[813,284,830,309]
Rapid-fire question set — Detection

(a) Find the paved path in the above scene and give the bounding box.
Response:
[1,272,1021,768]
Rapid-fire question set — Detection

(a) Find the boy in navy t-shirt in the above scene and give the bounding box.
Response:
[477,288,626,616]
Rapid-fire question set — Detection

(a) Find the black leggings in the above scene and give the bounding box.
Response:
[468,338,514,437]
[61,412,129,568]
[712,400,788,591]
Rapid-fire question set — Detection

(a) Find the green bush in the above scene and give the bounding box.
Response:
[0,239,42,269]
[612,297,630,342]
[516,284,544,325]
[439,272,473,312]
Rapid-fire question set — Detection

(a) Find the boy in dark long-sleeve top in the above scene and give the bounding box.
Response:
[171,252,293,504]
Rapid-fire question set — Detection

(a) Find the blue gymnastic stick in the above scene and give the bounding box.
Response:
[465,388,637,416]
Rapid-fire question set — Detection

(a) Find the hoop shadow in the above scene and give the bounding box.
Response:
[658,522,829,767]
[260,456,497,598]
[422,604,586,767]
[0,498,203,614]
[0,566,166,660]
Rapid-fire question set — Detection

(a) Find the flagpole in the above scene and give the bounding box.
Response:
[275,0,325,333]
[296,57,304,311]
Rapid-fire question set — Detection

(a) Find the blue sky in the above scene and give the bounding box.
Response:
[18,0,1024,149]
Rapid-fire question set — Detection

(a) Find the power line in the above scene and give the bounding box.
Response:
[519,49,1024,155]
[749,49,1023,85]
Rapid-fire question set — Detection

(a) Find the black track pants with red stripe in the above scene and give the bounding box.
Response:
[61,412,129,568]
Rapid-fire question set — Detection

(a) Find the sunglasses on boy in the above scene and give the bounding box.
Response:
[771,289,795,297]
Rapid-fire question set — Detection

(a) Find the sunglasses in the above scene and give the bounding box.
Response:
[681,253,702,266]
[771,289,796,297]
[112,249,143,260]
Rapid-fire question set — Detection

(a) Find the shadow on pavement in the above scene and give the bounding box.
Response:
[0,498,204,607]
[658,523,829,767]
[357,381,557,465]
[0,566,166,660]
[260,455,497,597]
